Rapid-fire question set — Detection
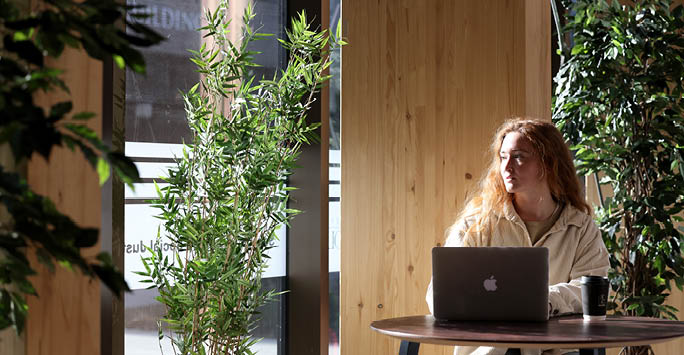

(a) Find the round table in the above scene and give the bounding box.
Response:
[371,315,684,354]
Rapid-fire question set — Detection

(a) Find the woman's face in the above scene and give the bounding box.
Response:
[499,132,546,195]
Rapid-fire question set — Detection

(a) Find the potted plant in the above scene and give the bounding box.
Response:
[0,0,162,336]
[552,1,684,354]
[138,1,345,353]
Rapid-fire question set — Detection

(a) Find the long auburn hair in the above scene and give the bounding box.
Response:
[454,118,591,237]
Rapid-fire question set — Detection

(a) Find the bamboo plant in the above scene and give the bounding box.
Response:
[139,1,345,354]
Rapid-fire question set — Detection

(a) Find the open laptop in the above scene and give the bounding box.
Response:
[432,247,549,321]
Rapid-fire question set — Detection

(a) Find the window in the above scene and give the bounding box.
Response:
[328,0,342,354]
[123,1,287,354]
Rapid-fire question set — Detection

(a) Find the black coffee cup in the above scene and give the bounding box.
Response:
[581,275,609,321]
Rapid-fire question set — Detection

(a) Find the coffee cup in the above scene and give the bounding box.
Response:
[581,275,609,321]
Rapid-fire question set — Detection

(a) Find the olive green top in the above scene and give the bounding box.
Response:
[524,203,563,245]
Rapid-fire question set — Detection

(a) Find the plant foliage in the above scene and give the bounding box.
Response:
[0,0,162,334]
[553,0,684,327]
[138,1,345,354]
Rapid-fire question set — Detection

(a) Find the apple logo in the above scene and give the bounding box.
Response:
[483,275,498,291]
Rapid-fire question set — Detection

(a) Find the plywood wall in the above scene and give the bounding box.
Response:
[25,46,103,355]
[340,1,550,354]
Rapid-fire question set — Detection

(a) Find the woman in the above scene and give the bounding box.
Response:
[426,118,609,355]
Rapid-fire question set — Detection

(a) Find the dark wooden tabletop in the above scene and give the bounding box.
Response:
[370,315,684,349]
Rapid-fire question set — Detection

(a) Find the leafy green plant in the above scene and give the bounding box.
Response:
[553,0,684,353]
[0,0,162,334]
[138,1,345,354]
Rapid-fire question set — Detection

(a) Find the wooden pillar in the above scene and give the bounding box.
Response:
[25,46,104,355]
[340,1,550,354]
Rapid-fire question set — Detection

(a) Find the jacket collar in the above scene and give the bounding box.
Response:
[500,199,587,232]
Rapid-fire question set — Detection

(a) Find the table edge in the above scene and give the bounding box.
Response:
[370,326,684,349]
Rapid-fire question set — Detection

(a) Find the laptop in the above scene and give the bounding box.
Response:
[432,247,549,321]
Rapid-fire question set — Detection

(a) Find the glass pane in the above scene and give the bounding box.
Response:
[123,1,286,354]
[328,0,342,354]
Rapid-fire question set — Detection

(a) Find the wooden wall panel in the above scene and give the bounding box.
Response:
[25,46,103,355]
[340,1,550,354]
[525,0,551,118]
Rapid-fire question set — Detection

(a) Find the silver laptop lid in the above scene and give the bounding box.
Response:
[432,247,549,321]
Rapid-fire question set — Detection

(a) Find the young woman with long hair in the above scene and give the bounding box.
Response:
[426,118,609,355]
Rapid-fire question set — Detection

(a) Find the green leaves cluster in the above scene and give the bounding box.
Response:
[553,0,684,321]
[138,1,345,354]
[0,0,162,334]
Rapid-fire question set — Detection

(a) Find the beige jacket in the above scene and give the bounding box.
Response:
[425,201,610,355]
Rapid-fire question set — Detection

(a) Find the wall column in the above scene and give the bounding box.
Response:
[26,43,104,355]
[340,1,550,354]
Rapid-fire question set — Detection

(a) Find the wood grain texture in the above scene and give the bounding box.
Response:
[25,45,103,355]
[340,1,550,354]
[0,328,24,355]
